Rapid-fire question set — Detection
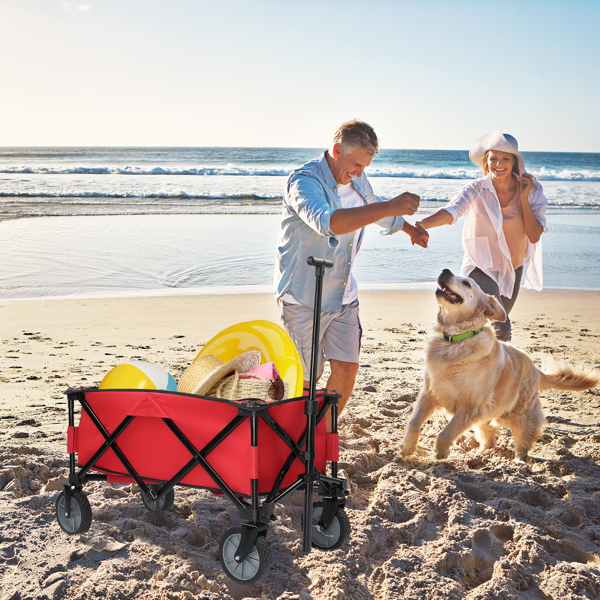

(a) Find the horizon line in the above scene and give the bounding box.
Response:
[1,145,599,154]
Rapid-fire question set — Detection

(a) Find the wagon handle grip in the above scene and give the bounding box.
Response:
[306,256,333,269]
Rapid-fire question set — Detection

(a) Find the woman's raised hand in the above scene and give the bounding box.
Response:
[517,173,535,199]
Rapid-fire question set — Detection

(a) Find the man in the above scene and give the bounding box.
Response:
[274,119,428,423]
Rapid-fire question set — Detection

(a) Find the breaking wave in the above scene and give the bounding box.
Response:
[2,164,599,181]
[0,191,278,201]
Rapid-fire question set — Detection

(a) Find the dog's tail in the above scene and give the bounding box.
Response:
[538,354,600,392]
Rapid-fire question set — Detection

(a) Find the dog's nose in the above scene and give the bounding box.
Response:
[441,268,454,277]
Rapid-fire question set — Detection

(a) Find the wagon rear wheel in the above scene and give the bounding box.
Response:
[219,527,271,583]
[141,484,175,512]
[306,501,351,550]
[56,489,92,534]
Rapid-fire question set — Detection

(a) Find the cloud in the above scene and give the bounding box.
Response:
[59,0,92,13]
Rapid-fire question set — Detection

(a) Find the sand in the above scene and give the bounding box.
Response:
[1,288,600,600]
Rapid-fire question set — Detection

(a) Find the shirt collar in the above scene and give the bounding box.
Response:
[480,174,494,190]
[318,152,340,190]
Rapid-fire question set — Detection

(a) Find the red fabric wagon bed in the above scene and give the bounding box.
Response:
[70,388,338,496]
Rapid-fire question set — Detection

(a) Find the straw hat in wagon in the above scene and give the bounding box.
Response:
[177,350,261,395]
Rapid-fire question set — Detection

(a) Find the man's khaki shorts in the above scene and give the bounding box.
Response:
[278,298,362,381]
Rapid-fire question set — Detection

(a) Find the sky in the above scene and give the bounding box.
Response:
[0,0,599,151]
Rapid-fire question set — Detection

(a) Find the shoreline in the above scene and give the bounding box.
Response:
[3,283,600,304]
[2,285,600,318]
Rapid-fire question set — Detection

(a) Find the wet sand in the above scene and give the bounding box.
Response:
[1,288,599,599]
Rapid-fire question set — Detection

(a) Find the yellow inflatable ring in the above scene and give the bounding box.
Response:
[196,320,304,399]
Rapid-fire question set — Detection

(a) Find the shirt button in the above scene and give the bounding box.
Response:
[347,262,351,265]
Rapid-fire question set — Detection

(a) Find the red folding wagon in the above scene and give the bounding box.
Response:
[55,257,350,583]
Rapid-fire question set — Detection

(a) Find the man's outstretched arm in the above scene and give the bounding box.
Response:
[329,192,420,235]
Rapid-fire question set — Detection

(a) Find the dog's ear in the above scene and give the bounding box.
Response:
[482,295,507,322]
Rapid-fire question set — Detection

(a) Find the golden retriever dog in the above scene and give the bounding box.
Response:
[400,269,599,462]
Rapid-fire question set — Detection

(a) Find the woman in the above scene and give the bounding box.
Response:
[415,131,547,341]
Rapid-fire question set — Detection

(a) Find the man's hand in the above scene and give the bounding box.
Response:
[388,192,420,216]
[411,223,429,248]
[402,221,429,248]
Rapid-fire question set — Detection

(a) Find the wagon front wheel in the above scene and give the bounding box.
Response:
[56,489,92,534]
[219,527,271,583]
[141,484,175,512]
[308,501,351,550]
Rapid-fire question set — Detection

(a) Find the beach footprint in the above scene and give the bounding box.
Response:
[471,525,514,584]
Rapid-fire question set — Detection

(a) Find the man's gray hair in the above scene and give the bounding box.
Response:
[332,119,380,156]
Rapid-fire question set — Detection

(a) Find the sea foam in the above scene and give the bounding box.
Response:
[2,164,599,181]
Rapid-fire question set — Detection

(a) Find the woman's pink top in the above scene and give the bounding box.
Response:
[501,188,528,270]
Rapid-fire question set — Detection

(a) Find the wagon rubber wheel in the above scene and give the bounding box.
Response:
[141,484,175,512]
[219,527,271,583]
[56,489,92,534]
[305,501,351,550]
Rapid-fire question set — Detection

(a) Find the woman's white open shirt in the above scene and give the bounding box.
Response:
[443,174,548,298]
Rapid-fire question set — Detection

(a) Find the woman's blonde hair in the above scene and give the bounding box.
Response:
[481,150,520,176]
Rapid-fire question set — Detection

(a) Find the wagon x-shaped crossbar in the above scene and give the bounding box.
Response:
[71,393,251,512]
[67,389,342,522]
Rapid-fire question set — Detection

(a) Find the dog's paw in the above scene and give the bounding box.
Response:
[514,449,530,464]
[399,442,416,457]
[435,441,450,460]
[514,453,537,465]
[400,432,419,457]
[476,443,495,455]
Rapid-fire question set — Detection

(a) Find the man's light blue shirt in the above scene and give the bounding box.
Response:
[274,152,405,313]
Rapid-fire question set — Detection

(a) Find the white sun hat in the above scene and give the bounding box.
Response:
[177,350,261,396]
[469,131,525,176]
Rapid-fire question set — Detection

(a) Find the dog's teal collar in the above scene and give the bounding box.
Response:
[443,325,486,342]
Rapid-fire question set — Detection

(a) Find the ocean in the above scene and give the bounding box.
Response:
[1,147,599,299]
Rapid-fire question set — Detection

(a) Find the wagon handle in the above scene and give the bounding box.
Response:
[302,256,333,553]
[307,256,333,270]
